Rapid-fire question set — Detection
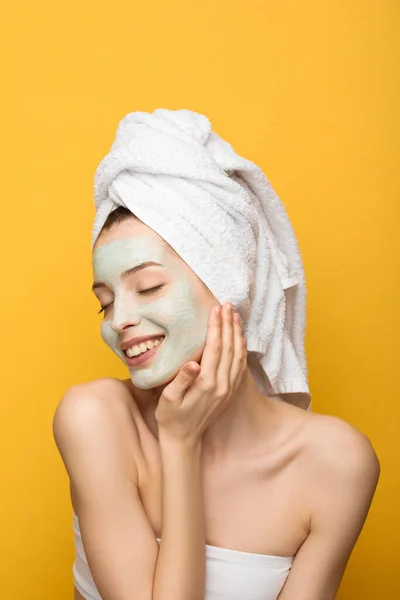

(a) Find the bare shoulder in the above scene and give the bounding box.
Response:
[52,377,141,485]
[302,412,380,510]
[306,412,380,470]
[56,376,135,405]
[273,412,381,599]
[53,377,140,424]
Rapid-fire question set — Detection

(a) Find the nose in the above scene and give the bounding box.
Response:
[110,294,142,334]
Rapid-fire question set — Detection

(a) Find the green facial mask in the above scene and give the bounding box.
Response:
[92,236,210,389]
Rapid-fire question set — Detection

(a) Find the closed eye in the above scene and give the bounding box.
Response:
[97,285,165,314]
[138,284,165,296]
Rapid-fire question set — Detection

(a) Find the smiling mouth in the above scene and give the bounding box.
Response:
[123,336,165,358]
[122,336,165,367]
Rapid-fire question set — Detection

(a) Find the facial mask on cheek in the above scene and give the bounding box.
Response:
[93,237,211,389]
[102,276,210,388]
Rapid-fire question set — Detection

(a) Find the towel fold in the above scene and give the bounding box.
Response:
[92,108,311,410]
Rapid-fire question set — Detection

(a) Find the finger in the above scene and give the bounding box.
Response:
[161,363,201,405]
[199,305,222,382]
[230,312,247,393]
[216,303,234,398]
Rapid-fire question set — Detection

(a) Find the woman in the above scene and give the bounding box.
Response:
[53,110,380,600]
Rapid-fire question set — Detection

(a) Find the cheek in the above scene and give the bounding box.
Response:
[98,279,211,356]
[166,281,210,332]
[165,292,211,354]
[137,279,209,332]
[101,321,119,351]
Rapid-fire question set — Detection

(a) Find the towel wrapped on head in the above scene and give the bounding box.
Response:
[92,108,311,410]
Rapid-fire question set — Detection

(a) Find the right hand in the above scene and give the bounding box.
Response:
[154,303,247,446]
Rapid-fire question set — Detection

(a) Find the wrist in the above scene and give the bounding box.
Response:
[158,431,202,455]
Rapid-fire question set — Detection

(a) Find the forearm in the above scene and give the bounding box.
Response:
[152,435,206,600]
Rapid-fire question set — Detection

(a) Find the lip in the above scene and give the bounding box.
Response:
[124,337,164,367]
[119,333,165,351]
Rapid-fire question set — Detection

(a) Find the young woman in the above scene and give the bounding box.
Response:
[53,206,380,600]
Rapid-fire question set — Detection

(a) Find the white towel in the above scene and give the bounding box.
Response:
[92,109,311,410]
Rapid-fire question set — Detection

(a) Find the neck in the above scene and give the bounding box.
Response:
[200,369,284,462]
[127,368,285,461]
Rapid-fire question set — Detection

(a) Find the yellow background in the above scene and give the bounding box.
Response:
[1,1,398,598]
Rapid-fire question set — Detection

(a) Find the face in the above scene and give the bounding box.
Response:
[92,218,218,389]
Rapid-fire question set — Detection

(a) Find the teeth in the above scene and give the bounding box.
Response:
[126,337,164,358]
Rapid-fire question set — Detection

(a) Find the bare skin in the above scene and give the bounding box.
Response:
[70,218,379,599]
[71,372,379,600]
[87,217,314,557]
[121,373,313,557]
[73,371,314,553]
[72,374,312,600]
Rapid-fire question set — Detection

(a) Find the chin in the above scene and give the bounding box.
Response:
[128,368,180,390]
[130,358,203,390]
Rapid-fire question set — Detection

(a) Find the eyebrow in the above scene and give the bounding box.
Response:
[91,261,164,292]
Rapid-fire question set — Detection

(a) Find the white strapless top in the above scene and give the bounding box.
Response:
[72,512,294,600]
